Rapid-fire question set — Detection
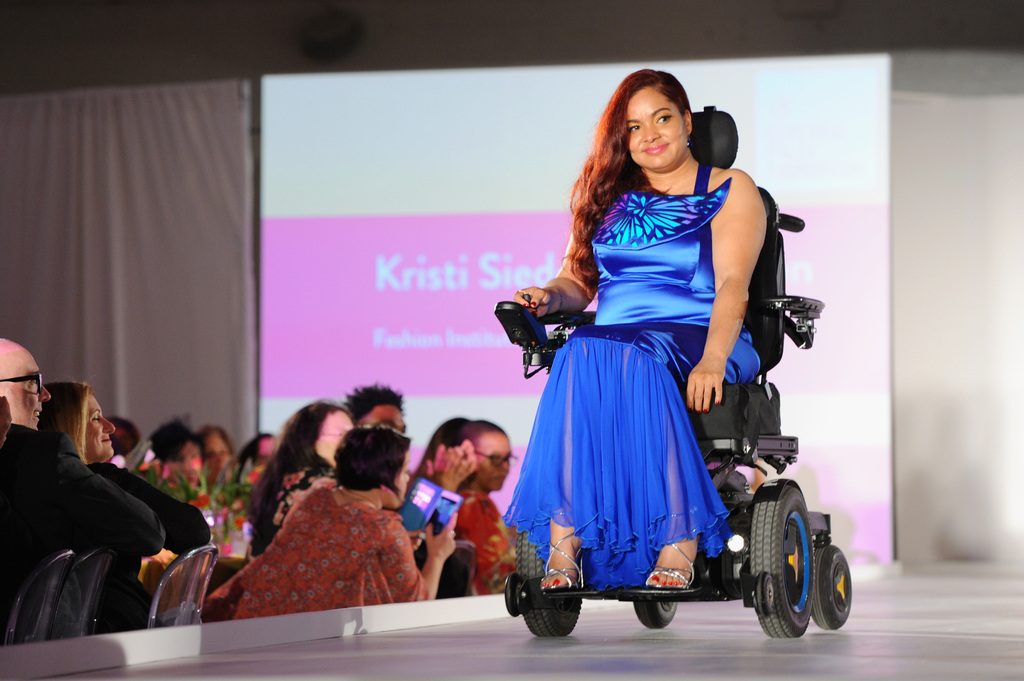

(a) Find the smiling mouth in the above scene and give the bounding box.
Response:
[645,144,668,155]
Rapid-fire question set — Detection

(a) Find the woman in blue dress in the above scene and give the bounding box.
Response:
[504,69,766,591]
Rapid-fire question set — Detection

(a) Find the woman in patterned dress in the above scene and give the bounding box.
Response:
[205,425,457,620]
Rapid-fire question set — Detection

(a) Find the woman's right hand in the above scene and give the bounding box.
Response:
[513,287,556,317]
[423,515,457,562]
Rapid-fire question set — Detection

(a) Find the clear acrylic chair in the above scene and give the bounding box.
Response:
[3,549,75,645]
[147,544,218,628]
[50,547,116,639]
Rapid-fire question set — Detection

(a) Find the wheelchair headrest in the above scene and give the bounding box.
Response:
[690,106,738,169]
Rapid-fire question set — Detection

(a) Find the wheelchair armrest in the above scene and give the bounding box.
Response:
[536,310,597,328]
[778,213,805,233]
[494,302,597,378]
[495,301,547,347]
[759,296,824,350]
[760,296,824,319]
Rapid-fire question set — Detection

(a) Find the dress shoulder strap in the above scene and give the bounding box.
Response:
[694,164,712,194]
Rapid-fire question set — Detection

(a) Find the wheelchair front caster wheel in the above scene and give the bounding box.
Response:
[811,545,852,630]
[633,600,677,629]
[504,572,522,617]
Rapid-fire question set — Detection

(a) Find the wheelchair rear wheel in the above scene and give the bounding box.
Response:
[515,531,581,637]
[633,601,677,629]
[750,482,812,638]
[810,544,852,630]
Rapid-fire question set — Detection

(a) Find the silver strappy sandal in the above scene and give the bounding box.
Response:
[541,534,583,591]
[645,542,695,589]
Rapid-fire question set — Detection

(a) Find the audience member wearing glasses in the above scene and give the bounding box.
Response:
[248,401,354,557]
[0,339,165,630]
[39,381,211,633]
[205,425,457,621]
[453,420,517,595]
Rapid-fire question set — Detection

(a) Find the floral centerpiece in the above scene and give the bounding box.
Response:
[137,460,257,557]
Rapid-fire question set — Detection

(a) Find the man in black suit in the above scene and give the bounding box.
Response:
[0,339,166,632]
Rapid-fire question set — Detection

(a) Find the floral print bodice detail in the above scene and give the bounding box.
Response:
[593,180,731,249]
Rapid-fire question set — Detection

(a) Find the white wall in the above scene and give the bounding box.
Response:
[892,53,1024,565]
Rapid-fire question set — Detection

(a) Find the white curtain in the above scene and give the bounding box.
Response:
[0,80,255,444]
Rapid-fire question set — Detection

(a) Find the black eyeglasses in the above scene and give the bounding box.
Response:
[477,452,517,467]
[0,372,42,395]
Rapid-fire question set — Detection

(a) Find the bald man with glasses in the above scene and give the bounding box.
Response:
[0,338,165,630]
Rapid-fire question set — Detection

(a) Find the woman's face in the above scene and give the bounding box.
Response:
[83,393,116,464]
[626,86,692,178]
[202,432,233,480]
[470,432,513,494]
[315,410,354,465]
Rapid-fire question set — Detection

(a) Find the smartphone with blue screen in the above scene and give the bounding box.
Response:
[429,489,464,534]
[399,477,443,532]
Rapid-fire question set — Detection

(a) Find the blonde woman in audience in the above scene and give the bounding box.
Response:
[39,381,210,632]
[38,382,115,464]
[205,425,456,621]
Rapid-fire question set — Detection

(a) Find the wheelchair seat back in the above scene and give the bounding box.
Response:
[690,107,797,377]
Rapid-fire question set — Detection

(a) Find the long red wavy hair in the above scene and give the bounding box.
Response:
[566,69,692,298]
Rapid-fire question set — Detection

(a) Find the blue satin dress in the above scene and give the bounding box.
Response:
[504,165,761,589]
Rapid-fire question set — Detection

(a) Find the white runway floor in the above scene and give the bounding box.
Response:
[54,566,1024,681]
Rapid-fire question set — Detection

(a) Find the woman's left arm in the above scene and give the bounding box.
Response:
[687,169,766,413]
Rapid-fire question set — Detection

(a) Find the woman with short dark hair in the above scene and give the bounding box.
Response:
[204,425,456,621]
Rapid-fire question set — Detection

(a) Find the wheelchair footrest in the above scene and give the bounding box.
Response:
[542,586,704,602]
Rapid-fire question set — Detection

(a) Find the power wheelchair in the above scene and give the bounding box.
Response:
[493,107,851,639]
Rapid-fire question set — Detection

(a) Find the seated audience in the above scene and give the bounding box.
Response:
[39,381,211,632]
[346,383,406,432]
[205,425,456,621]
[248,402,353,556]
[0,339,165,631]
[234,432,274,483]
[149,419,203,487]
[454,420,517,595]
[197,424,236,487]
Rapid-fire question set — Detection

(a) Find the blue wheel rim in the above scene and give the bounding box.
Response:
[785,511,810,613]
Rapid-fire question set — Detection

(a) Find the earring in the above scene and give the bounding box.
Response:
[686,135,692,148]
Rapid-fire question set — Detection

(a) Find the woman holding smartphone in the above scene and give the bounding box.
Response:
[205,425,456,620]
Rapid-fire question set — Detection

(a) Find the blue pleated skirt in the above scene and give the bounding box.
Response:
[503,321,760,589]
